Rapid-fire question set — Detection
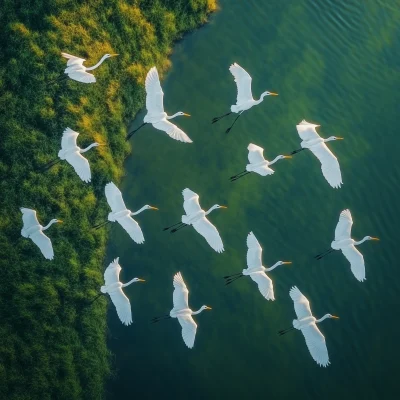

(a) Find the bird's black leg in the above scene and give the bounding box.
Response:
[230,172,251,181]
[40,158,61,172]
[171,224,189,233]
[126,123,147,140]
[278,326,295,336]
[225,112,243,134]
[314,248,331,259]
[46,75,68,86]
[223,272,243,279]
[290,148,305,155]
[163,222,185,231]
[211,112,232,124]
[151,314,171,324]
[93,220,110,230]
[315,248,334,260]
[230,170,247,179]
[224,274,244,285]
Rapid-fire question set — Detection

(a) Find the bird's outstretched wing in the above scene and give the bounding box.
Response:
[152,120,193,143]
[249,272,274,301]
[172,272,190,310]
[61,52,85,67]
[182,188,202,215]
[253,165,274,176]
[61,128,79,150]
[30,231,54,260]
[104,258,121,286]
[301,323,330,367]
[177,315,197,349]
[309,143,343,188]
[247,143,265,164]
[109,288,132,326]
[65,152,91,183]
[105,182,127,213]
[192,217,224,253]
[229,63,253,104]
[341,245,366,282]
[67,70,96,83]
[296,120,321,141]
[20,208,39,229]
[117,216,145,244]
[246,231,263,269]
[289,286,313,319]
[334,209,353,241]
[145,66,164,116]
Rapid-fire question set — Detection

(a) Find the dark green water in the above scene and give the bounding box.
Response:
[106,1,400,399]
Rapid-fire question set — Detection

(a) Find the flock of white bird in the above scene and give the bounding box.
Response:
[19,53,380,367]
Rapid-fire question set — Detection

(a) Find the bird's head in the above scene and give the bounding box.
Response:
[176,112,191,117]
[132,278,146,283]
[53,219,63,224]
[262,91,279,97]
[366,236,380,241]
[327,314,340,319]
[277,155,292,160]
[144,205,159,211]
[93,142,107,148]
[201,305,212,311]
[277,261,292,266]
[214,205,228,210]
[104,53,119,59]
[327,136,344,142]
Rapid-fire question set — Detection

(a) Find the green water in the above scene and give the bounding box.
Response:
[106,1,400,398]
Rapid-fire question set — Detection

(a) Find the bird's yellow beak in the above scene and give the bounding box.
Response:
[149,206,159,210]
[336,137,344,140]
[282,261,292,265]
[97,143,107,146]
[283,156,292,159]
[331,316,339,319]
[371,237,380,241]
[110,54,119,57]
[219,206,228,209]
[269,92,279,96]
[57,220,63,223]
[138,279,146,282]
[205,306,212,310]
[183,113,191,117]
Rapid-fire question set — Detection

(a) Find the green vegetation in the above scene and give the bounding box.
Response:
[0,1,216,399]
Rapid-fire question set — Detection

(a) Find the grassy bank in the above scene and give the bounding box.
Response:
[0,1,216,399]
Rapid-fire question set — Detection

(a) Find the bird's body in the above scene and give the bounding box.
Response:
[129,67,192,142]
[286,286,339,367]
[293,120,343,188]
[180,188,226,253]
[169,272,211,348]
[328,209,379,282]
[57,128,103,183]
[246,143,291,175]
[104,182,158,244]
[100,258,145,326]
[20,208,62,260]
[61,52,117,83]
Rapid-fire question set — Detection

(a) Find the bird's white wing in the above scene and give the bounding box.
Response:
[20,208,39,229]
[246,231,263,269]
[30,231,54,260]
[301,323,330,367]
[289,286,313,319]
[109,288,132,326]
[67,70,96,83]
[117,215,145,244]
[334,209,353,241]
[172,272,189,309]
[177,315,197,349]
[341,245,366,282]
[254,165,274,176]
[250,272,274,301]
[152,120,193,143]
[192,217,224,253]
[65,152,91,183]
[105,182,127,213]
[61,52,85,67]
[247,143,265,164]
[296,120,321,141]
[145,67,164,115]
[103,258,121,286]
[229,63,253,104]
[309,143,343,188]
[182,188,202,215]
[60,127,79,150]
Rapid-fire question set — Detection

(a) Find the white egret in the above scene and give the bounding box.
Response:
[212,63,278,133]
[291,120,343,188]
[164,188,227,253]
[152,272,211,349]
[94,182,158,244]
[61,52,118,83]
[20,208,62,260]
[126,66,192,143]
[279,286,339,367]
[224,232,291,300]
[230,143,292,181]
[100,258,145,326]
[315,209,379,282]
[41,128,105,182]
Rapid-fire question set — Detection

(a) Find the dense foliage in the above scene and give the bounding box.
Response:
[0,1,216,399]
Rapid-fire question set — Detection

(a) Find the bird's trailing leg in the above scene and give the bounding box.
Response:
[40,158,61,172]
[225,112,243,134]
[171,224,189,233]
[151,314,171,324]
[211,112,232,124]
[315,248,334,260]
[93,220,111,230]
[290,148,305,155]
[46,74,68,86]
[278,326,295,336]
[224,273,244,285]
[126,123,147,141]
[230,171,251,181]
[163,222,185,231]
